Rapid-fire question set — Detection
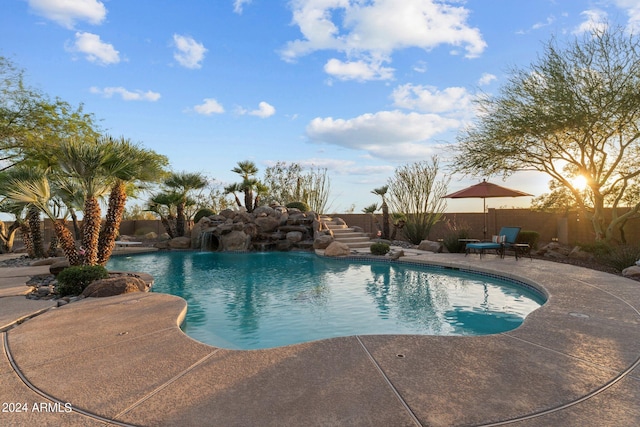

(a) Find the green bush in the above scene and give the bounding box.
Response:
[286,201,310,212]
[370,242,390,255]
[194,208,216,224]
[517,230,540,249]
[56,265,109,297]
[443,229,471,253]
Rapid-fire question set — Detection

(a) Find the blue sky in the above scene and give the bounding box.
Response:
[1,0,639,214]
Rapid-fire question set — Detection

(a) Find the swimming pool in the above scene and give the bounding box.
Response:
[107,251,545,350]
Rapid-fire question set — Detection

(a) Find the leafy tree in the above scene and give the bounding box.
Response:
[262,161,332,213]
[0,56,99,171]
[386,157,449,244]
[455,26,640,242]
[362,203,381,236]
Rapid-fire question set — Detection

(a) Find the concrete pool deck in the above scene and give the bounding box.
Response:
[0,250,639,426]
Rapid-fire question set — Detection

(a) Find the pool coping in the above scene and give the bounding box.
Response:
[1,251,639,426]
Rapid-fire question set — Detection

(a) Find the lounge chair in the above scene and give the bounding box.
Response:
[465,226,523,259]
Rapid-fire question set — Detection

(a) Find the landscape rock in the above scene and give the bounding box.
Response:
[418,240,442,253]
[622,266,640,280]
[81,276,149,298]
[286,231,303,243]
[568,246,594,261]
[220,230,251,251]
[49,260,70,275]
[313,235,334,249]
[168,236,192,249]
[389,249,405,260]
[324,241,350,257]
[144,231,158,240]
[158,233,171,241]
[254,216,279,232]
[31,257,66,266]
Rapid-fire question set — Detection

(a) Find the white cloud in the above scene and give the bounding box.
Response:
[68,32,119,65]
[573,9,608,35]
[306,110,459,161]
[233,0,252,14]
[90,86,160,101]
[249,102,276,118]
[532,15,556,30]
[391,84,474,117]
[324,58,394,81]
[478,73,497,86]
[194,98,225,115]
[27,0,106,29]
[173,34,207,69]
[281,0,486,80]
[613,0,640,32]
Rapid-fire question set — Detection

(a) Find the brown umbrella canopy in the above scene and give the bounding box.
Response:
[444,180,532,238]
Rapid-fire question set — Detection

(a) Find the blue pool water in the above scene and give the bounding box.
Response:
[107,251,545,350]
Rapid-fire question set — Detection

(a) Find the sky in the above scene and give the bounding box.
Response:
[1,0,639,214]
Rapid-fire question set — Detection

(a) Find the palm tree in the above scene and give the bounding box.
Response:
[229,160,262,213]
[164,172,208,237]
[362,203,381,237]
[147,192,182,238]
[6,176,81,265]
[372,186,390,240]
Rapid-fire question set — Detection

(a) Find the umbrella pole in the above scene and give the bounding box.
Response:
[483,198,487,240]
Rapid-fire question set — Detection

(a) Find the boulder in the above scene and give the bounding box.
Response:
[389,249,405,260]
[168,236,191,249]
[622,266,640,280]
[313,235,334,249]
[324,241,350,257]
[253,206,275,217]
[155,241,169,249]
[254,216,279,232]
[158,233,171,241]
[81,276,148,298]
[50,259,70,275]
[220,230,251,251]
[418,240,442,253]
[31,257,66,266]
[568,246,594,261]
[286,231,303,243]
[144,231,158,240]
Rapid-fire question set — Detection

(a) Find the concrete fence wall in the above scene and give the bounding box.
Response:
[5,208,640,248]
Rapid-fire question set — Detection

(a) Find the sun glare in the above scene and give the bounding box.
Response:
[571,175,588,190]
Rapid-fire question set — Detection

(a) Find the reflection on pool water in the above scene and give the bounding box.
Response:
[107,251,545,350]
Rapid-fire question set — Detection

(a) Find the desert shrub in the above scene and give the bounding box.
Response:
[286,201,310,212]
[443,230,470,253]
[56,265,108,297]
[370,242,390,255]
[578,241,612,257]
[194,208,216,224]
[517,230,540,249]
[600,244,640,272]
[442,217,471,253]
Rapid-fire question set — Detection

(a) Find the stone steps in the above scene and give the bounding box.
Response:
[321,217,372,249]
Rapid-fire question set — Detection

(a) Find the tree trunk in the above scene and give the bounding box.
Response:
[47,235,59,258]
[28,206,45,258]
[244,189,253,213]
[54,220,81,265]
[381,201,390,240]
[20,222,34,258]
[0,221,20,253]
[97,181,127,266]
[82,196,101,265]
[69,209,82,240]
[176,202,185,237]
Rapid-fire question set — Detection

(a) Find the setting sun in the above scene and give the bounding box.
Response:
[571,175,588,190]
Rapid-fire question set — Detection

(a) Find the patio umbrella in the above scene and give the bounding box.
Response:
[444,180,532,239]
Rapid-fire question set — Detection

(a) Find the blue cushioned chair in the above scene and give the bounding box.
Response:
[465,226,521,258]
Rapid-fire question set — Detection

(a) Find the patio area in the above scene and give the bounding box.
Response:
[1,250,639,426]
